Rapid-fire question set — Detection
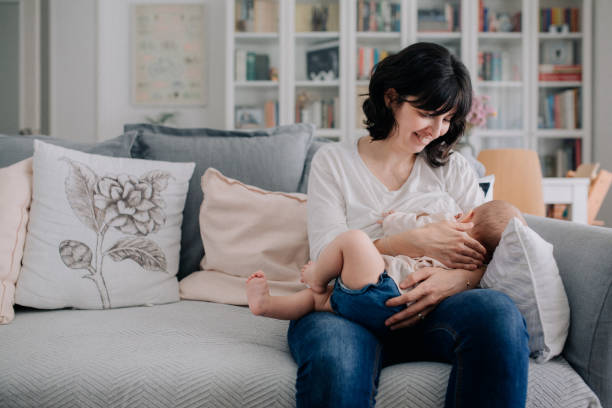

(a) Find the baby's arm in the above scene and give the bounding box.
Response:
[381,211,458,236]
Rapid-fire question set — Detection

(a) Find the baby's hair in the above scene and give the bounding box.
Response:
[471,200,525,259]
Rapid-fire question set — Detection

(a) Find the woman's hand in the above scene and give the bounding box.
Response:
[384,266,485,330]
[399,220,487,270]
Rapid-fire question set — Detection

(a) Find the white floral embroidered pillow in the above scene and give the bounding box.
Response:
[15,141,195,310]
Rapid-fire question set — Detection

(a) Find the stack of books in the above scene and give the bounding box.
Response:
[540,7,580,32]
[357,47,391,80]
[295,3,339,32]
[539,64,582,82]
[235,0,278,33]
[477,51,512,81]
[540,139,582,178]
[417,4,460,32]
[357,0,401,32]
[235,50,271,81]
[296,94,339,130]
[540,89,581,130]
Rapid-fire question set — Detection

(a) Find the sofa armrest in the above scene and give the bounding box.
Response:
[525,215,612,408]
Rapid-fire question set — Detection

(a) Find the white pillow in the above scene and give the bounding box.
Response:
[15,141,195,310]
[480,217,570,363]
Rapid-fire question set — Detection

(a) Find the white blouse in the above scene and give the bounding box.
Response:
[307,137,485,262]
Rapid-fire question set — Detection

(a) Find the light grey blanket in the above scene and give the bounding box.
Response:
[1,300,600,407]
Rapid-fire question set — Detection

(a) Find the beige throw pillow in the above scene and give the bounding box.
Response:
[179,168,308,305]
[0,158,33,324]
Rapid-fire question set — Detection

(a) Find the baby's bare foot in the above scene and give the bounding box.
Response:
[246,271,270,316]
[300,261,327,294]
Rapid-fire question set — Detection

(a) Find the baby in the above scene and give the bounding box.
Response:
[246,200,525,335]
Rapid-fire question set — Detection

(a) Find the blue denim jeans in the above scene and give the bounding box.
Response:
[330,271,405,337]
[288,289,529,408]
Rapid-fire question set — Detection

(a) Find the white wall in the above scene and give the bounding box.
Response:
[97,0,225,141]
[49,0,97,142]
[593,0,612,226]
[48,0,225,142]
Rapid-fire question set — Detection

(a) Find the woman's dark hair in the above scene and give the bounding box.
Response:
[362,42,472,167]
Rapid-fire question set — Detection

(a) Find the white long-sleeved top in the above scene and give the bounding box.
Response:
[306,137,485,287]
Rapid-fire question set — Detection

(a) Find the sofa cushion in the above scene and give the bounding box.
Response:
[15,141,195,310]
[126,123,315,280]
[0,159,32,324]
[525,214,612,408]
[1,301,601,407]
[179,168,308,305]
[0,133,137,167]
[481,217,570,362]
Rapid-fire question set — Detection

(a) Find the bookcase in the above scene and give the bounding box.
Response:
[225,0,592,177]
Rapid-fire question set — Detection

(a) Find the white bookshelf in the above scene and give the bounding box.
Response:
[225,0,592,170]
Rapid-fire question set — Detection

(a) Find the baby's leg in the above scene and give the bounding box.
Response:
[303,229,385,292]
[246,271,332,319]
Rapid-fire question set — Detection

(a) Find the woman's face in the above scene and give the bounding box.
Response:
[389,96,454,154]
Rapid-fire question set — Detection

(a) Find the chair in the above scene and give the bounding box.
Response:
[476,149,545,216]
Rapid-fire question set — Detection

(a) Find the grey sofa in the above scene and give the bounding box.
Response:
[1,130,610,408]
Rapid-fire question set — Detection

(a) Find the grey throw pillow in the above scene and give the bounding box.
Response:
[0,133,137,168]
[126,123,315,280]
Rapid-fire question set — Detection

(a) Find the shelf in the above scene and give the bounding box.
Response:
[417,32,462,40]
[538,33,583,40]
[536,130,585,138]
[539,81,582,88]
[356,32,401,40]
[473,130,525,138]
[234,32,279,40]
[477,81,524,88]
[235,81,279,88]
[295,32,339,40]
[295,80,340,87]
[478,32,523,40]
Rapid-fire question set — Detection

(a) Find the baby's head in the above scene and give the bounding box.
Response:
[464,200,526,262]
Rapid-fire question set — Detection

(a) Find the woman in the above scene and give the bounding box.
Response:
[288,42,529,408]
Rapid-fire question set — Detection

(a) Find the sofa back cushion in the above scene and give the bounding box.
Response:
[0,133,137,167]
[127,123,314,280]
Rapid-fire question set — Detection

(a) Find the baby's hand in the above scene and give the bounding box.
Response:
[377,210,395,224]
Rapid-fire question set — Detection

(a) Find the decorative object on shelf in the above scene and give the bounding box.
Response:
[235,106,264,129]
[478,0,521,32]
[295,2,339,32]
[131,4,207,106]
[306,41,339,81]
[459,94,496,155]
[145,112,178,126]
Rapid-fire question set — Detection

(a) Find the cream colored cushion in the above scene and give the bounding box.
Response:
[179,168,308,305]
[0,158,33,324]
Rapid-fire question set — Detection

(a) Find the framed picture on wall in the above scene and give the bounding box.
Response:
[131,4,207,106]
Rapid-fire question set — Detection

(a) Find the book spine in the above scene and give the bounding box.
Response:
[246,52,256,80]
[538,73,582,81]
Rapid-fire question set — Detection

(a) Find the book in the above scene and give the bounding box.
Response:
[254,54,270,80]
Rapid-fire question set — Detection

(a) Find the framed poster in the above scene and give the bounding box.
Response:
[131,4,207,106]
